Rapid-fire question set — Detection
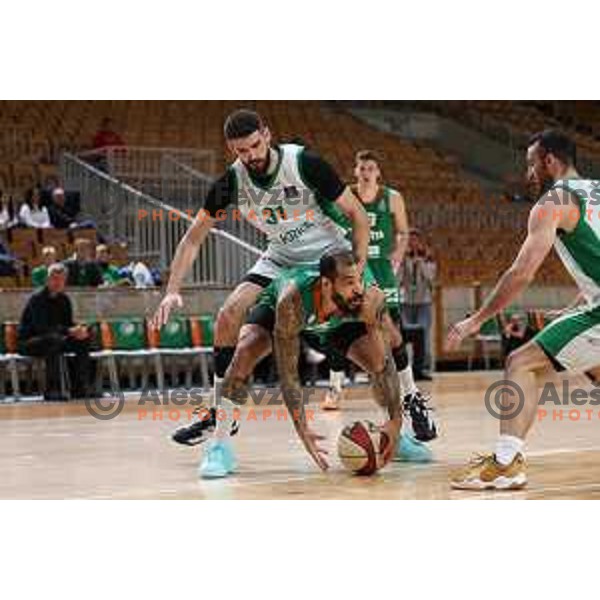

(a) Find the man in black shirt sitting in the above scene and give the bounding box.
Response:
[47,187,78,229]
[64,238,103,287]
[18,262,94,400]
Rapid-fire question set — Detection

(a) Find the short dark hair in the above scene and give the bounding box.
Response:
[319,249,356,280]
[528,129,576,166]
[355,149,381,164]
[223,110,264,141]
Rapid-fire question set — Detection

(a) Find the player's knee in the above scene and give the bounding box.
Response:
[505,345,535,374]
[392,344,409,371]
[216,302,244,333]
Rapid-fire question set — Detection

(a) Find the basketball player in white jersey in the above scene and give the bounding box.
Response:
[152,109,372,476]
[447,129,600,490]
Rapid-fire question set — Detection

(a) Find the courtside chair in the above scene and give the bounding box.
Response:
[146,315,214,391]
[468,317,502,371]
[93,318,158,393]
[0,322,29,401]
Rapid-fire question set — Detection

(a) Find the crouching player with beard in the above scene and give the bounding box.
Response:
[198,249,410,477]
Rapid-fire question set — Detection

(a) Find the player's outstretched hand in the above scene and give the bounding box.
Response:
[446,316,480,352]
[152,292,183,330]
[298,425,329,472]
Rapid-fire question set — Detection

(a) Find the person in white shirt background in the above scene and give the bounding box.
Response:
[0,192,18,230]
[19,186,51,229]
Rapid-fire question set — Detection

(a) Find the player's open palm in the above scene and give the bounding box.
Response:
[446,316,480,351]
[152,292,183,329]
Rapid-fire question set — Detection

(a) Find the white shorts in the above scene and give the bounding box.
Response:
[244,239,352,288]
[535,304,600,373]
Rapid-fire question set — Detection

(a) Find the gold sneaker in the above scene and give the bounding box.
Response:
[320,389,342,411]
[450,453,527,490]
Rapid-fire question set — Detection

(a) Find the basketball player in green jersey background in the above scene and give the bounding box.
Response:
[323,150,437,449]
[448,130,600,489]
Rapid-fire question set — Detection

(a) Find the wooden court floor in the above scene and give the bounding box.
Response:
[1,372,600,499]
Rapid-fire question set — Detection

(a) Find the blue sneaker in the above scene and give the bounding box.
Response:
[394,433,433,463]
[198,439,238,479]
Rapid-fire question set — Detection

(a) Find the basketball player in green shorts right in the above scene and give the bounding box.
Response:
[324,150,437,448]
[448,129,600,490]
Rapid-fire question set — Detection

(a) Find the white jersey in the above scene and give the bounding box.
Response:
[230,144,350,266]
[552,178,600,304]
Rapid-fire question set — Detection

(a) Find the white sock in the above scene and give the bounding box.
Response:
[214,397,237,440]
[495,435,524,466]
[329,370,344,393]
[398,367,418,397]
[210,375,223,407]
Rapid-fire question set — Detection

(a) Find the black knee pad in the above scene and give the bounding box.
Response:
[392,344,409,372]
[214,346,236,379]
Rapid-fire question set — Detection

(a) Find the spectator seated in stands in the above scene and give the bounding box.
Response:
[96,244,129,287]
[18,262,95,401]
[31,246,58,287]
[47,187,97,234]
[0,239,18,277]
[64,238,103,287]
[500,313,534,360]
[0,192,18,231]
[47,187,77,229]
[19,186,51,229]
[118,261,159,288]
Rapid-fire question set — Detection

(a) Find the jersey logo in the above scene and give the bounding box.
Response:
[284,186,300,199]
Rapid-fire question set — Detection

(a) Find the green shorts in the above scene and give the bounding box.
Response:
[368,259,400,310]
[534,304,600,372]
[246,303,368,359]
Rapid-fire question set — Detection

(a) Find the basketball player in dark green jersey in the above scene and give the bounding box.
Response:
[323,150,437,451]
[203,250,404,476]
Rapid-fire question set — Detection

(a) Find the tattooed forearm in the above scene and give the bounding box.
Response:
[370,347,402,421]
[273,287,305,428]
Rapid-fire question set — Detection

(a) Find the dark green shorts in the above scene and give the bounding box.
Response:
[246,304,368,358]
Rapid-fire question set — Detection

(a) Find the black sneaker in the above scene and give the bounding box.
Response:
[172,407,216,446]
[171,406,239,446]
[403,391,437,442]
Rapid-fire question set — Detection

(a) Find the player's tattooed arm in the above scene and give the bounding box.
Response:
[369,290,402,422]
[360,286,387,328]
[371,345,402,422]
[274,284,305,423]
[371,343,402,465]
[274,284,329,470]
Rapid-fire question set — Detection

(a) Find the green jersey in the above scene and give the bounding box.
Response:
[353,185,396,261]
[256,266,375,338]
[31,265,48,287]
[552,179,600,303]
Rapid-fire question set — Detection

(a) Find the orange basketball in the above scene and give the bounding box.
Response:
[337,420,384,476]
